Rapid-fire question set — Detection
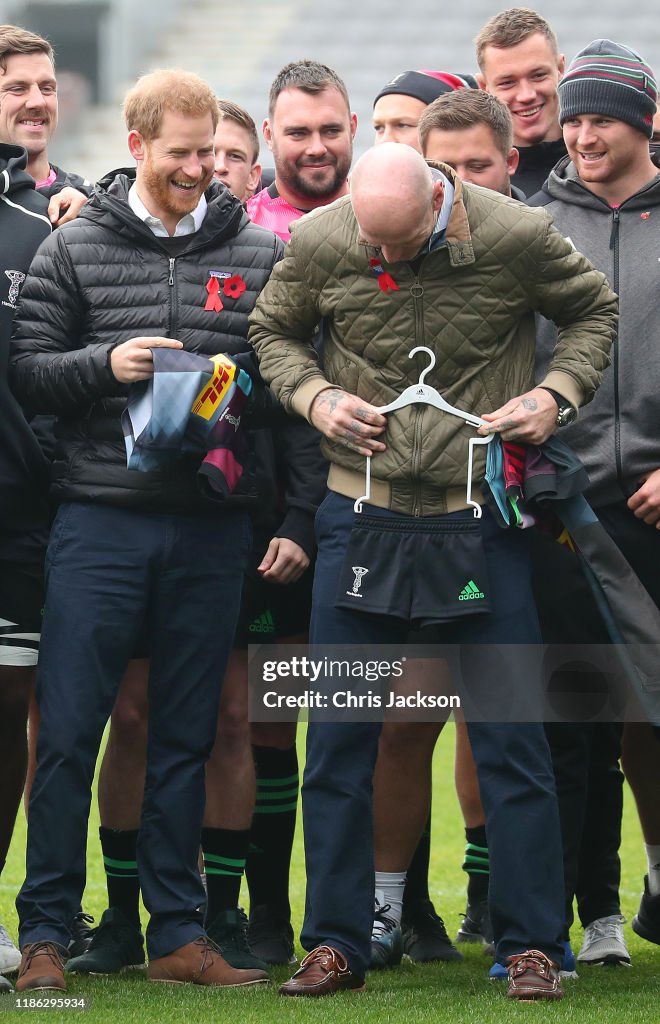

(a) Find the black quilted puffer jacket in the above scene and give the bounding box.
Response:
[9,169,287,515]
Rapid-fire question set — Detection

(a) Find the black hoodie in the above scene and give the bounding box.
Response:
[0,144,51,555]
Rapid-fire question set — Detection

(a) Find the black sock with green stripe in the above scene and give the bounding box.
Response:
[99,827,140,927]
[201,827,249,922]
[246,744,298,917]
[463,824,489,902]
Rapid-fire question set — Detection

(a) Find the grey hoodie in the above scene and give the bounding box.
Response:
[531,151,660,507]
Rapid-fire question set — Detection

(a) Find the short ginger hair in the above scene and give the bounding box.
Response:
[123,69,220,139]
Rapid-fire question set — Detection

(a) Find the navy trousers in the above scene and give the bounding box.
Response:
[300,492,564,975]
[17,502,250,959]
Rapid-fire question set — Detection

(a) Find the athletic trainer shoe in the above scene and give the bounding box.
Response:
[207,909,268,971]
[67,912,95,959]
[577,915,631,966]
[248,905,296,965]
[369,893,403,970]
[0,924,21,975]
[632,876,660,946]
[455,899,494,955]
[66,908,145,975]
[401,898,463,962]
[560,940,579,979]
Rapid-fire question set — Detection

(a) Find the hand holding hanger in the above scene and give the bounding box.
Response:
[353,347,494,517]
[477,387,560,444]
[310,387,387,457]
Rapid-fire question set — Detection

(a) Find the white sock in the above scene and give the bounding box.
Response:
[373,871,406,937]
[645,844,660,896]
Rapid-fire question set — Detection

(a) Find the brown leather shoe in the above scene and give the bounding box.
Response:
[16,942,66,992]
[279,945,365,997]
[506,949,563,1001]
[148,936,268,987]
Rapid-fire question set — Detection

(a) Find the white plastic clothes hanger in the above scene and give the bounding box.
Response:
[353,346,494,516]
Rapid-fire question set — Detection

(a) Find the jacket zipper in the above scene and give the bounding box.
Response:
[609,208,622,490]
[168,257,176,337]
[411,275,425,516]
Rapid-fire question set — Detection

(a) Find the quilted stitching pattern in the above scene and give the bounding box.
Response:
[250,185,617,515]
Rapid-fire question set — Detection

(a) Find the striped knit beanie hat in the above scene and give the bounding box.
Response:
[373,71,478,108]
[559,39,657,138]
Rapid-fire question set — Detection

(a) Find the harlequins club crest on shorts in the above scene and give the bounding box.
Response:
[346,566,369,598]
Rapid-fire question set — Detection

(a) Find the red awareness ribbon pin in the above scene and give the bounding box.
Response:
[205,276,224,312]
[369,257,399,293]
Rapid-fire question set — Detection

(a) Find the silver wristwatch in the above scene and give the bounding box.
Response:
[539,387,578,427]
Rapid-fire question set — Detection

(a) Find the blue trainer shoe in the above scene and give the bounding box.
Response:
[561,940,578,979]
[370,892,403,969]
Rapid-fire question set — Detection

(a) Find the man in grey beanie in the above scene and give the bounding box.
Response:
[530,38,660,966]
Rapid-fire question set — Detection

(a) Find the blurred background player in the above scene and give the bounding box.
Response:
[372,69,477,150]
[214,99,262,203]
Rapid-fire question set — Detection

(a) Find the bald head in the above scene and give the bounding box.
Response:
[351,143,444,263]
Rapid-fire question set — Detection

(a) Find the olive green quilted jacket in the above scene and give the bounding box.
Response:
[249,170,618,516]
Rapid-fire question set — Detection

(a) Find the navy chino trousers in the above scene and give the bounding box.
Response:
[300,492,565,976]
[17,501,250,959]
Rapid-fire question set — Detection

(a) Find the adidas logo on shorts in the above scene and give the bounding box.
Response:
[248,609,276,633]
[458,580,485,601]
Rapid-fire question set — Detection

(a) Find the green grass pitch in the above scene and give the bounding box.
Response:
[1,723,658,1022]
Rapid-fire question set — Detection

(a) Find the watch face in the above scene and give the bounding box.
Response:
[557,405,577,426]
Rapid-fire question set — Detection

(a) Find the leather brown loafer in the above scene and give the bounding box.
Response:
[148,936,268,987]
[279,945,365,997]
[506,949,563,1001]
[16,942,66,992]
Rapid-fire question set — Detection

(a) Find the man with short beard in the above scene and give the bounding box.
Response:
[9,69,280,994]
[247,60,356,241]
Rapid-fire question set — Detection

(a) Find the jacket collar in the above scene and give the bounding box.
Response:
[355,159,476,268]
[426,160,474,267]
[82,167,246,247]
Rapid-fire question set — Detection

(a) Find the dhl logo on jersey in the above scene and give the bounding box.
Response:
[191,354,236,420]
